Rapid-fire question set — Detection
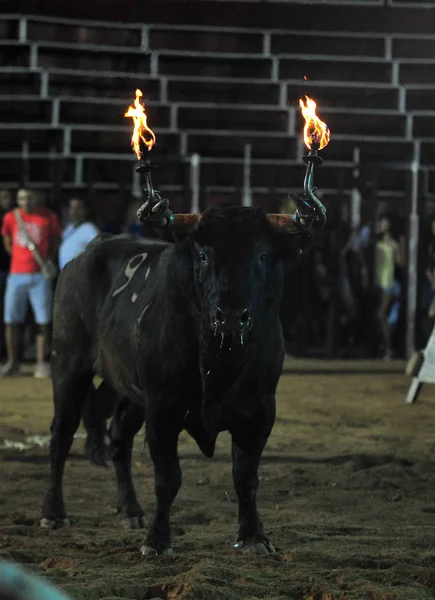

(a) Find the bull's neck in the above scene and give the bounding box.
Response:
[156,242,198,327]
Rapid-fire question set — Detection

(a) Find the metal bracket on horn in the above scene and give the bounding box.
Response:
[136,142,173,228]
[292,144,326,234]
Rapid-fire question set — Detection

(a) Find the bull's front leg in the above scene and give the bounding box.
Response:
[141,406,183,555]
[230,398,276,554]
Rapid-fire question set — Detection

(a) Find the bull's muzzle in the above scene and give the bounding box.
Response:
[212,307,253,335]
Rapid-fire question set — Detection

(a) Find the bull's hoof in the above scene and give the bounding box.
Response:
[140,544,173,557]
[233,539,276,554]
[119,516,146,529]
[40,517,70,530]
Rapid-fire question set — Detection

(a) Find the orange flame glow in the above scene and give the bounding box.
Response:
[124,88,156,159]
[299,95,330,151]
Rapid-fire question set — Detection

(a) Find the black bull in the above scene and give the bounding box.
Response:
[41,206,306,554]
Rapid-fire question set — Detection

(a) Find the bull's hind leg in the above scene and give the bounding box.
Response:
[41,363,94,529]
[108,398,145,529]
[231,398,276,554]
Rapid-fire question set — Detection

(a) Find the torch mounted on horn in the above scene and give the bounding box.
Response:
[291,95,330,234]
[124,90,330,235]
[124,89,173,228]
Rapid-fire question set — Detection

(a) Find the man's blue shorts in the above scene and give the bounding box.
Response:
[4,273,53,325]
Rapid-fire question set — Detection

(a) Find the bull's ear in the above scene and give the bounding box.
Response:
[154,214,200,242]
[170,214,201,229]
[169,214,201,239]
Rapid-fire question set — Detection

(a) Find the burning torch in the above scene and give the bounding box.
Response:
[294,95,330,232]
[124,89,172,227]
[124,89,330,235]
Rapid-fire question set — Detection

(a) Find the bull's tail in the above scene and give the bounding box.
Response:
[83,418,111,467]
[81,380,118,467]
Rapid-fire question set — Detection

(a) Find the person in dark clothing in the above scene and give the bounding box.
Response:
[0,190,13,358]
[421,217,435,344]
[278,195,306,354]
[407,216,435,376]
[123,197,153,238]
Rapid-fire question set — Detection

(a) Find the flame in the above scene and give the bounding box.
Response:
[299,95,330,151]
[124,88,156,159]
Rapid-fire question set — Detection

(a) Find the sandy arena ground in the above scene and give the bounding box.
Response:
[1,359,435,600]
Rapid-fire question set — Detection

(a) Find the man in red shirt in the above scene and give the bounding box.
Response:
[1,188,61,378]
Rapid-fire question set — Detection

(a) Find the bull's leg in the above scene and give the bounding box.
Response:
[41,367,94,529]
[231,398,276,554]
[108,398,145,529]
[141,411,182,555]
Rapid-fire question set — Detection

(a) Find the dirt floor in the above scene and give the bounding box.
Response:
[1,359,435,600]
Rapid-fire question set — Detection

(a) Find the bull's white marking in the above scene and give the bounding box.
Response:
[132,265,152,302]
[133,301,153,348]
[138,301,152,324]
[112,252,148,298]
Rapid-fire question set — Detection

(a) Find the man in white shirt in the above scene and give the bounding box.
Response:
[59,197,99,270]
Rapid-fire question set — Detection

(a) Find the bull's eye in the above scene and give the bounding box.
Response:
[193,242,208,264]
[259,253,268,263]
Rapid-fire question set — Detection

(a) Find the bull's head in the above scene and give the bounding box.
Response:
[164,206,310,350]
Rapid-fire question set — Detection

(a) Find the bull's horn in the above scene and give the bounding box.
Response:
[171,214,201,226]
[266,214,299,232]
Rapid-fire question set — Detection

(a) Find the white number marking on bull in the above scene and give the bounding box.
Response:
[112,253,148,298]
[131,266,152,303]
[133,301,152,347]
[138,301,152,324]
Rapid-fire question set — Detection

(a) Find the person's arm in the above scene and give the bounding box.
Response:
[425,243,435,287]
[1,212,12,255]
[341,230,356,258]
[394,236,406,267]
[49,213,62,259]
[49,235,60,260]
[2,234,11,254]
[87,222,100,242]
[425,267,435,286]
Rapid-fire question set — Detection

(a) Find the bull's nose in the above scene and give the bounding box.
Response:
[215,307,226,327]
[213,307,252,331]
[239,308,251,327]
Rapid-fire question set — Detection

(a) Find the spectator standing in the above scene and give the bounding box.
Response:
[278,195,304,354]
[122,197,152,238]
[338,202,358,344]
[0,188,61,378]
[375,213,405,360]
[420,216,435,344]
[0,190,14,359]
[58,197,99,270]
[406,215,435,375]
